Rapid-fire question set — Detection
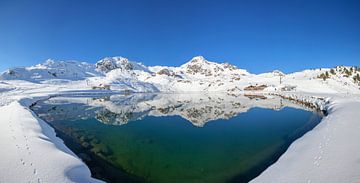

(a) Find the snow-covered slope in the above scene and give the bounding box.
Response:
[1,56,359,94]
[90,57,158,92]
[143,56,252,92]
[281,66,360,93]
[0,59,102,82]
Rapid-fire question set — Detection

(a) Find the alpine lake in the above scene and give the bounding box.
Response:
[31,93,324,183]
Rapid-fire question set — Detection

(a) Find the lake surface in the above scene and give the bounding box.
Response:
[31,93,323,183]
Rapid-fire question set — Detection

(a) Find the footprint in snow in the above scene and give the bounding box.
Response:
[20,158,26,165]
[313,160,320,166]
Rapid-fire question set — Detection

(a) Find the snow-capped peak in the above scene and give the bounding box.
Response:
[95,56,150,73]
[189,55,207,63]
[180,56,250,76]
[180,56,212,68]
[1,55,358,94]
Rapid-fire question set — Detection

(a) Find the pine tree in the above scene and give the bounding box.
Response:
[343,68,351,77]
[354,73,360,82]
[330,68,335,75]
[318,73,328,81]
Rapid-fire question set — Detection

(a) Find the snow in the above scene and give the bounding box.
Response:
[0,101,102,183]
[2,56,359,94]
[0,59,102,82]
[0,56,359,182]
[251,93,360,183]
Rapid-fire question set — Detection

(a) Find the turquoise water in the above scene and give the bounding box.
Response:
[31,94,323,183]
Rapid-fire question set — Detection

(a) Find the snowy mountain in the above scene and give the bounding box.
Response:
[0,59,102,82]
[142,56,252,92]
[1,56,359,94]
[180,56,249,76]
[95,56,150,73]
[89,57,158,92]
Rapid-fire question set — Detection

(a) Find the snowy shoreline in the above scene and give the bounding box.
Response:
[0,95,105,183]
[1,86,359,182]
[252,93,360,183]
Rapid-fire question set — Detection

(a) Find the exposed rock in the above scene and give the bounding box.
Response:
[157,68,174,76]
[244,84,268,91]
[96,57,149,73]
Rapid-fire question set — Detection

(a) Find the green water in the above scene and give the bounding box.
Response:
[31,94,323,183]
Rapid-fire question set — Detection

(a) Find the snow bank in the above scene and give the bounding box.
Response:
[0,101,103,183]
[251,94,360,183]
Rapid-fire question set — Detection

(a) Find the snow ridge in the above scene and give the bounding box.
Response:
[1,56,359,94]
[0,59,102,82]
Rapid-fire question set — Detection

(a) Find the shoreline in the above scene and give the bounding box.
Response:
[251,93,360,183]
[0,86,359,182]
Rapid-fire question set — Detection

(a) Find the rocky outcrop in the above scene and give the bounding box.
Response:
[95,57,149,73]
[244,84,268,91]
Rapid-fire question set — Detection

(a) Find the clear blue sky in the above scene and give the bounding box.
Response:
[0,0,359,73]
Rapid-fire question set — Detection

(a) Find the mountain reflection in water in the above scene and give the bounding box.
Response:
[34,93,312,127]
[31,93,323,183]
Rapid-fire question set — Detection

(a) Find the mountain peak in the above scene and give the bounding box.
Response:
[190,56,206,62]
[177,56,250,77]
[96,56,149,73]
[181,56,210,68]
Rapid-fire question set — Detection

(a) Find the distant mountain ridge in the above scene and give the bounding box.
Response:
[1,56,359,94]
[1,59,102,81]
